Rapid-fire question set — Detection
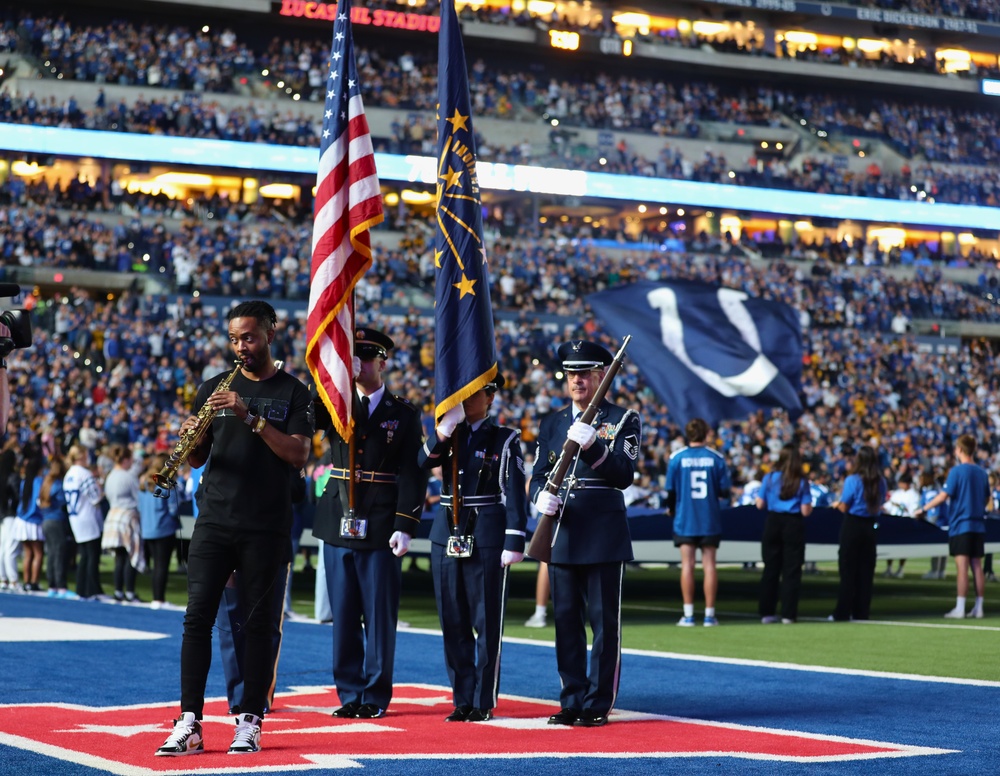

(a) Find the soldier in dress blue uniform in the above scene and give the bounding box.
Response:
[312,327,427,719]
[418,372,528,723]
[530,340,641,728]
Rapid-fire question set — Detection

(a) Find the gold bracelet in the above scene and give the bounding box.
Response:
[253,415,266,434]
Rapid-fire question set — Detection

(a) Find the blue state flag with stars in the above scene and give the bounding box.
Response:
[433,0,497,422]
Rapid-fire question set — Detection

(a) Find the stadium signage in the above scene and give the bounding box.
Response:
[276,0,441,33]
[6,123,1000,231]
[701,0,992,37]
[549,29,581,51]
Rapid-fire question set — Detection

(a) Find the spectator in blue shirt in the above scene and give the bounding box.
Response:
[665,418,731,627]
[918,469,948,580]
[830,446,887,622]
[755,445,812,624]
[916,434,991,619]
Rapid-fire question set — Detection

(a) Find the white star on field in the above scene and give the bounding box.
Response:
[53,723,167,737]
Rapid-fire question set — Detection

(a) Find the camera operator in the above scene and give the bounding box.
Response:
[0,318,12,433]
[0,283,33,435]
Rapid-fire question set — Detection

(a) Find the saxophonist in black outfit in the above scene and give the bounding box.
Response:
[418,372,528,722]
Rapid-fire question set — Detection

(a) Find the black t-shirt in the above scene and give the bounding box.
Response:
[194,368,314,535]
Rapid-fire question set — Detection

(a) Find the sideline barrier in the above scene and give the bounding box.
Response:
[178,506,1000,564]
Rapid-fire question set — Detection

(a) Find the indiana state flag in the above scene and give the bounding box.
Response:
[433,0,497,421]
[588,280,803,426]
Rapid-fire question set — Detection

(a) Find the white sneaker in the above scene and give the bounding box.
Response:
[524,611,547,628]
[155,712,203,756]
[760,615,780,624]
[676,615,696,627]
[150,600,162,610]
[944,607,965,619]
[967,608,984,619]
[229,713,262,754]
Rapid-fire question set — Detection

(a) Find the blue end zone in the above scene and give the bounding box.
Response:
[0,592,994,775]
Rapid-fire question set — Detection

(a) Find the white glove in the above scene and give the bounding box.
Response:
[501,550,524,567]
[389,531,411,557]
[567,420,598,450]
[436,404,465,440]
[352,356,362,376]
[535,491,562,516]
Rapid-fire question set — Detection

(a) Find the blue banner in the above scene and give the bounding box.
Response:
[588,280,803,426]
[432,0,497,420]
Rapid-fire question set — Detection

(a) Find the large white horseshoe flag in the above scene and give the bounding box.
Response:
[588,280,803,425]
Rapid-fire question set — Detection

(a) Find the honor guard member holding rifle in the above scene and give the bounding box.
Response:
[418,372,528,722]
[156,301,313,757]
[313,327,426,720]
[530,339,640,728]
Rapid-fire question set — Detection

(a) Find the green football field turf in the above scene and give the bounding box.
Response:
[101,554,1000,684]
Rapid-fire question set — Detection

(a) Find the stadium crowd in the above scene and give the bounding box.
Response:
[1,2,999,604]
[4,12,1000,205]
[2,188,1000,327]
[2,247,1000,495]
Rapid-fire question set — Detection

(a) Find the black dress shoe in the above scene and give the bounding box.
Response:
[445,706,473,722]
[575,710,609,727]
[467,708,493,722]
[547,708,581,726]
[332,702,361,718]
[355,703,386,719]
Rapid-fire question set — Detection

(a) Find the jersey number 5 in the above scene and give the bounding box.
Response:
[690,470,707,500]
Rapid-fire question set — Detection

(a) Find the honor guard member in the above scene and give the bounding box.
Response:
[418,372,528,722]
[312,327,427,719]
[530,340,641,728]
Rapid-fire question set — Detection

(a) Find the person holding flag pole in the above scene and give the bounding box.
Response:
[305,0,426,722]
[420,0,528,723]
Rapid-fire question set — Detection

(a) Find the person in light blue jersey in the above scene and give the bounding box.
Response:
[830,446,887,621]
[915,434,990,619]
[137,453,181,610]
[918,470,948,580]
[665,418,731,627]
[755,444,813,624]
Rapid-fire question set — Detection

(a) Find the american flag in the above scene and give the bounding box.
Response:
[306,0,383,442]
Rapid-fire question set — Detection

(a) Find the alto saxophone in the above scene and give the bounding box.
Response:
[153,360,243,498]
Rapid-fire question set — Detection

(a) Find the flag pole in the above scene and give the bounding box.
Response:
[348,290,357,515]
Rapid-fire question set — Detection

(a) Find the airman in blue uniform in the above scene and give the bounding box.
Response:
[530,340,641,728]
[419,372,528,722]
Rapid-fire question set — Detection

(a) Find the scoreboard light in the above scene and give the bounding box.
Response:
[981,78,1000,97]
[549,30,580,51]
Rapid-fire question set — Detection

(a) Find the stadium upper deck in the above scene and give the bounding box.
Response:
[1,0,998,256]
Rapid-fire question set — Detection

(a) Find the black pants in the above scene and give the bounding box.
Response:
[146,536,175,602]
[75,538,103,599]
[431,543,508,710]
[833,514,877,621]
[759,512,805,621]
[43,519,72,590]
[549,561,624,715]
[181,522,285,719]
[113,547,137,594]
